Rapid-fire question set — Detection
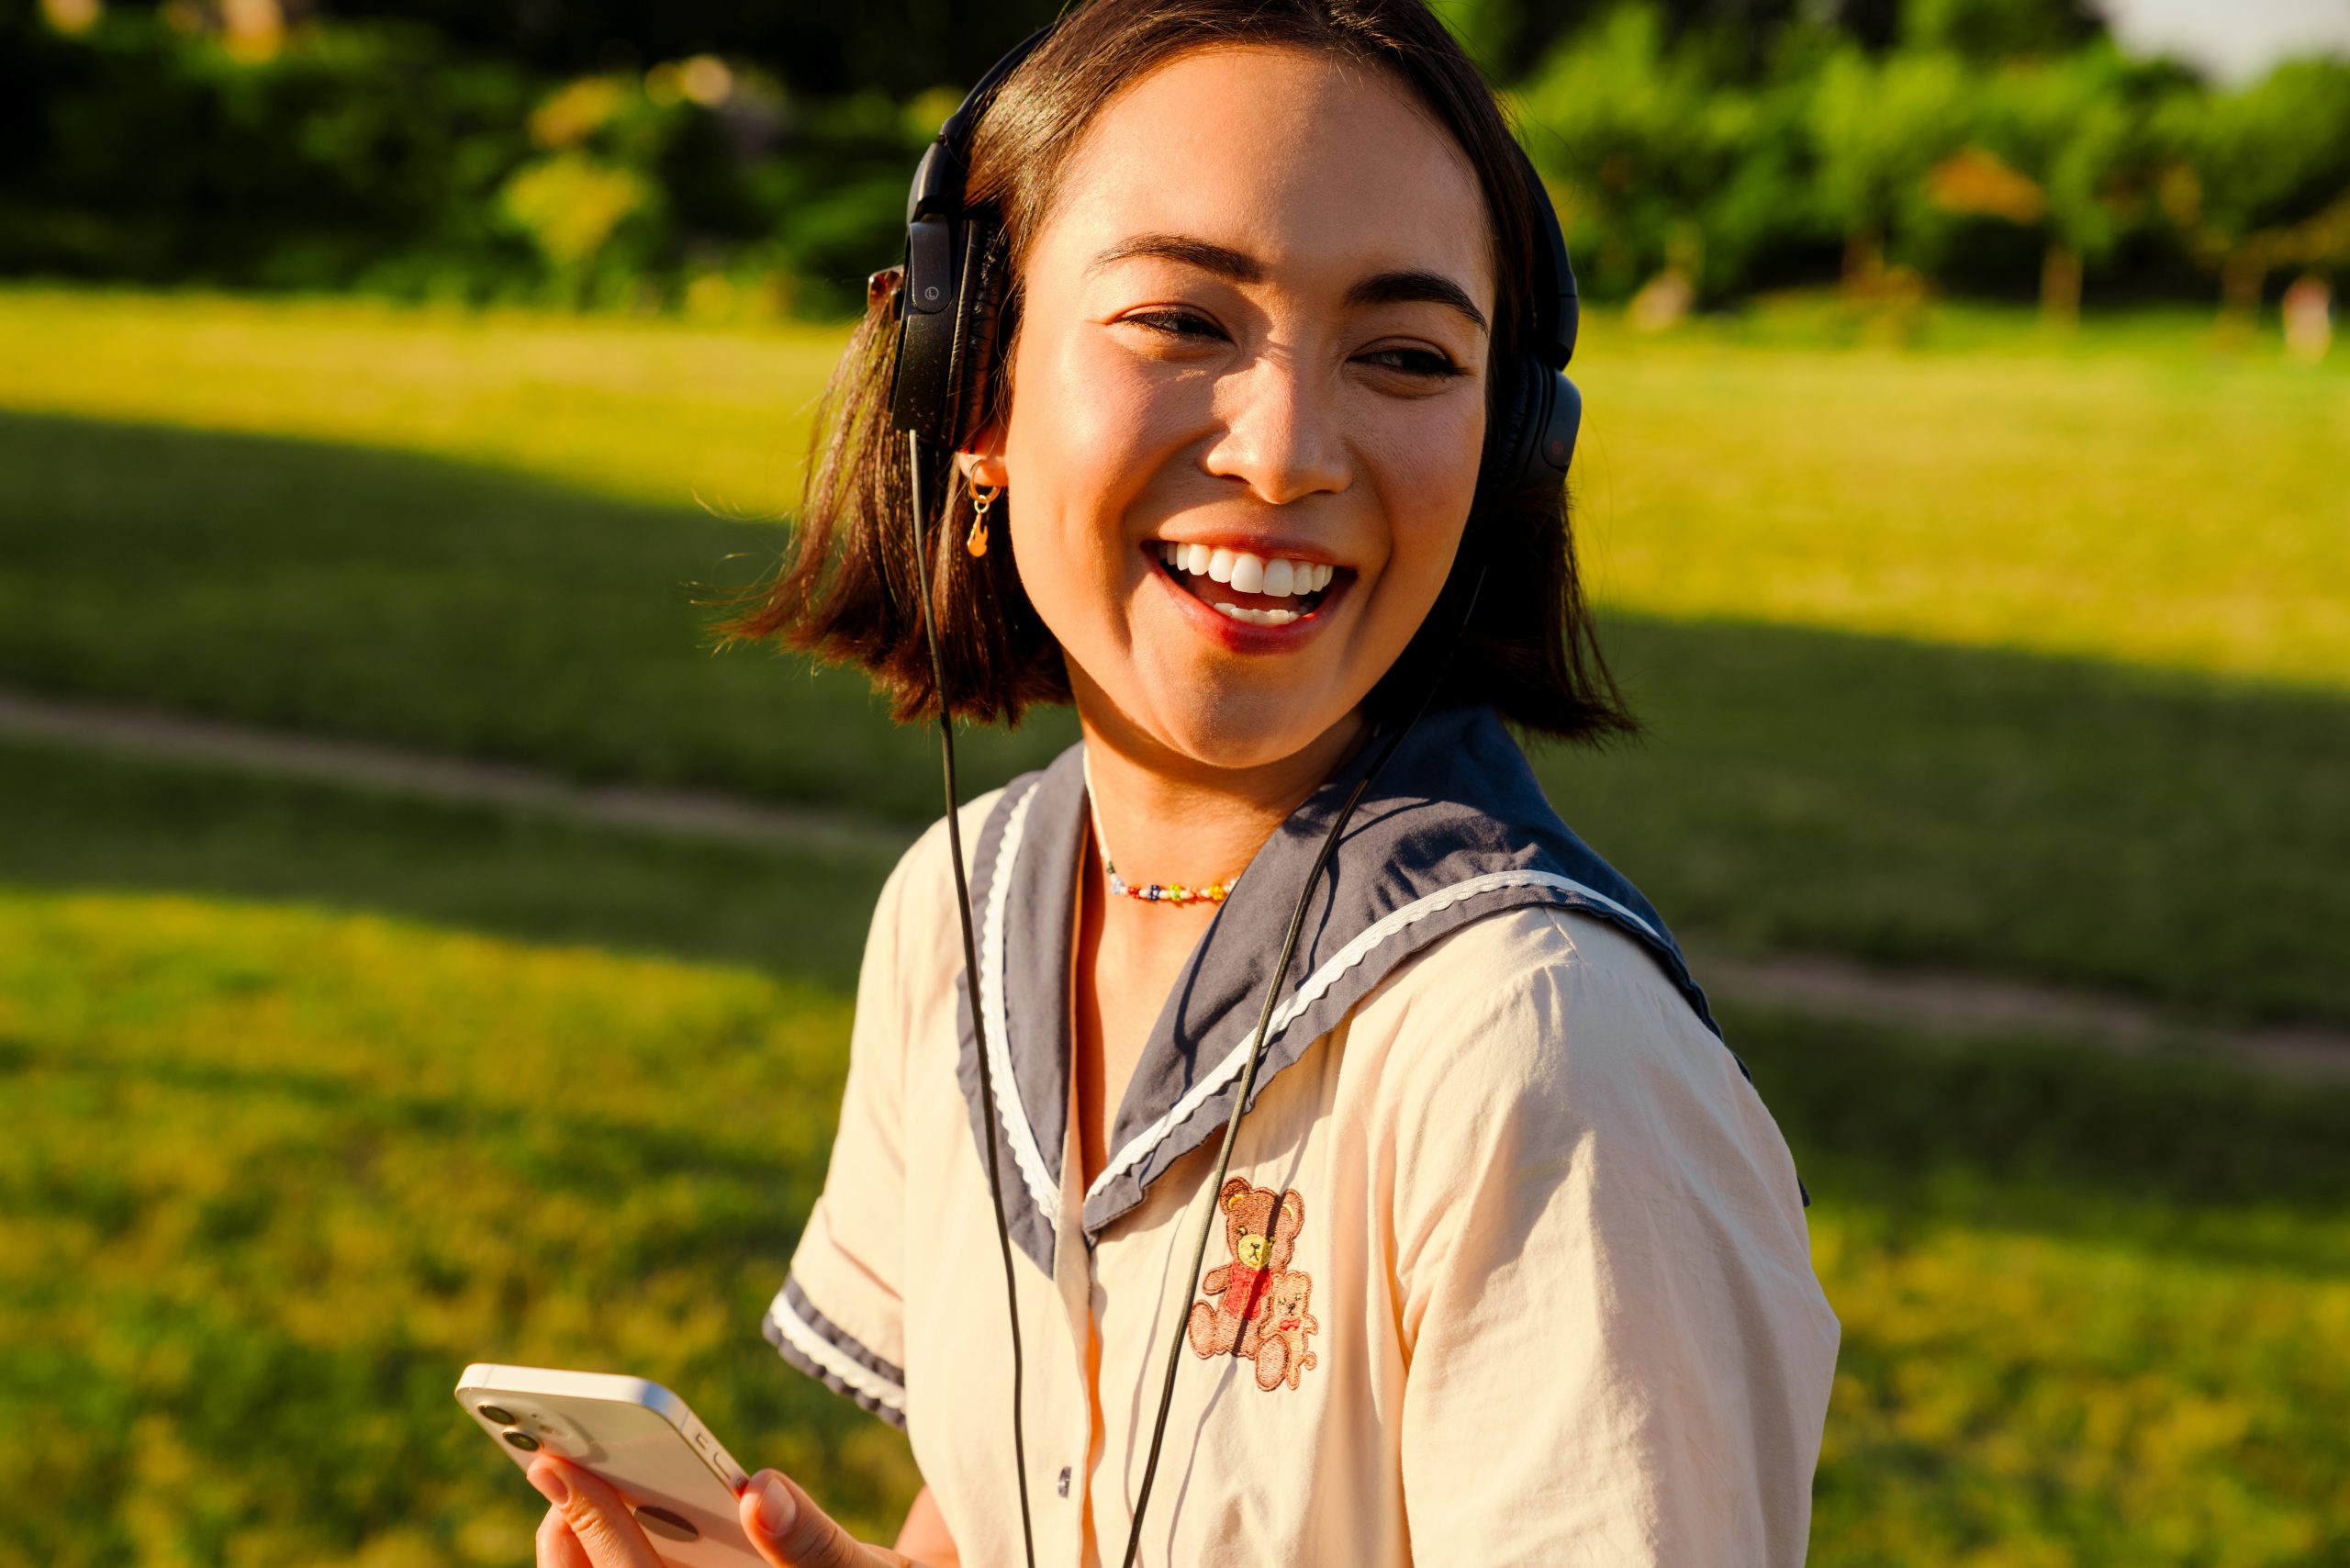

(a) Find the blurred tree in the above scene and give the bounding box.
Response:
[1897,0,2100,61]
[298,0,1061,97]
[2156,59,2350,323]
[1807,44,1974,288]
[1516,6,1763,300]
[1946,47,2159,321]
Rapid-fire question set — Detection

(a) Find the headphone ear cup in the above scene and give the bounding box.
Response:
[1530,366,1581,485]
[889,233,958,443]
[1477,357,1582,509]
[946,220,1011,453]
[1477,353,1532,508]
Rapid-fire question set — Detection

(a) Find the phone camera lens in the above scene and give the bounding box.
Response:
[477,1405,517,1426]
[503,1429,542,1452]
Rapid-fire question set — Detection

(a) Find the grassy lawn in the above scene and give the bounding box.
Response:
[5,407,2344,1025]
[0,890,923,1568]
[3,287,2342,688]
[4,856,2343,1567]
[7,284,2344,1568]
[0,737,895,991]
[0,288,843,520]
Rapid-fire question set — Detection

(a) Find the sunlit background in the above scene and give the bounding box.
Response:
[3,1,2346,1563]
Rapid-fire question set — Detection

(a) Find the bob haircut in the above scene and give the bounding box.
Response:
[722,0,1633,745]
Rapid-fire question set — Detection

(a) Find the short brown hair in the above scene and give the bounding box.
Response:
[720,0,1633,744]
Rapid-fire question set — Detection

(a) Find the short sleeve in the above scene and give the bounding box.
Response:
[1388,910,1839,1565]
[763,844,918,1429]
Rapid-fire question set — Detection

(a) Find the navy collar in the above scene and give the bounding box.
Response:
[952,704,1718,1275]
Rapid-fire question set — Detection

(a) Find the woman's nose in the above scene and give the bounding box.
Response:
[1201,350,1351,506]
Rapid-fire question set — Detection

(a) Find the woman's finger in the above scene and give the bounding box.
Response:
[736,1468,912,1568]
[527,1454,663,1568]
[535,1505,597,1568]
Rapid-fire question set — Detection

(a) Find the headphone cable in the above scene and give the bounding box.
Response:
[905,432,1042,1568]
[1118,565,1487,1568]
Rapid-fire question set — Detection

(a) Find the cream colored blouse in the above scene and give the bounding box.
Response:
[767,709,1839,1566]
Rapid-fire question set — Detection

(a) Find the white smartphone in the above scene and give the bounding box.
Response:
[455,1363,763,1568]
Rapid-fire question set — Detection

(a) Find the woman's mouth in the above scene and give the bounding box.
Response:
[1149,541,1346,627]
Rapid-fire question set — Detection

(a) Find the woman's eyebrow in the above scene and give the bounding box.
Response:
[1345,270,1489,335]
[1088,234,1487,335]
[1088,233,1262,281]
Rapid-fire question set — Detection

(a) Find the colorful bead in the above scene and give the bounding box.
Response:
[1104,858,1237,907]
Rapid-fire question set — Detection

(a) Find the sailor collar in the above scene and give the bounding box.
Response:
[952,703,1719,1276]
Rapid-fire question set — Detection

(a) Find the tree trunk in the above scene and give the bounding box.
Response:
[2041,240,2082,327]
[2219,248,2266,329]
[1842,230,1884,296]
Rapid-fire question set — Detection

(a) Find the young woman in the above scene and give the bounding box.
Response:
[527,2,1836,1564]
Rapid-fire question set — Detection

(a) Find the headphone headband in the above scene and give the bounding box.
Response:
[888,22,1582,491]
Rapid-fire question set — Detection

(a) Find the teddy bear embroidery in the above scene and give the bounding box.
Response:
[1187,1178,1320,1393]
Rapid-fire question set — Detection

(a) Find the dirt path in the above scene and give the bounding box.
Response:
[6,686,2344,1081]
[0,688,912,861]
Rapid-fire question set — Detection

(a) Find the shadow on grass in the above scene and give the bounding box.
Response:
[1726,1002,2350,1274]
[0,736,892,992]
[4,409,2345,1026]
[6,735,2347,1259]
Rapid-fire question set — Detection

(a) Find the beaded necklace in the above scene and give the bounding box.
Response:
[1082,753,1244,908]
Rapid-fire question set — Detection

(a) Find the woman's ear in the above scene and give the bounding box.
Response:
[956,425,1010,493]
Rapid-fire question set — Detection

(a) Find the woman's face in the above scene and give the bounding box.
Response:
[981,44,1494,771]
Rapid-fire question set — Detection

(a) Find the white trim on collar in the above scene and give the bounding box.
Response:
[1079,868,1660,1208]
[979,778,1062,1223]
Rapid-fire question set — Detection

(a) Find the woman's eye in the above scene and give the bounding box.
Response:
[1124,309,1225,342]
[1359,345,1464,379]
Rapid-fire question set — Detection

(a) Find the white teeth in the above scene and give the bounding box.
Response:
[1214,603,1300,626]
[1159,543,1338,600]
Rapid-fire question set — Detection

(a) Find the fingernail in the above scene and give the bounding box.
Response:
[528,1462,569,1507]
[756,1474,796,1536]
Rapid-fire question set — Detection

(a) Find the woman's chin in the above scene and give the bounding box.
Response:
[1123,684,1366,776]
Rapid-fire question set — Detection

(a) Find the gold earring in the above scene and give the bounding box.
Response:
[966,482,1002,558]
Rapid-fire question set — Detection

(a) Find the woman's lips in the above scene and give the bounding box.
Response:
[1151,541,1345,627]
[1145,542,1352,651]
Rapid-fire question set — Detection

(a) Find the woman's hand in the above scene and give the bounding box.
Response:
[527,1453,932,1568]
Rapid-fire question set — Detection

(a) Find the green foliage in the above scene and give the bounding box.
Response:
[10,3,2350,313]
[0,9,927,316]
[1970,49,2146,258]
[1897,0,2102,62]
[1808,46,1975,267]
[1516,7,1807,299]
[0,13,543,297]
[2154,57,2350,304]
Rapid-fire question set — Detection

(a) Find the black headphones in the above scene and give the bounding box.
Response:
[886,24,1583,501]
[875,25,1576,1568]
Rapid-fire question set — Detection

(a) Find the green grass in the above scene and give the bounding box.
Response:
[1572,307,2350,691]
[0,287,844,518]
[5,411,2344,1025]
[0,409,1074,809]
[0,890,922,1568]
[3,872,2342,1568]
[0,737,896,990]
[1741,1003,2350,1568]
[4,286,2343,687]
[8,285,2345,1567]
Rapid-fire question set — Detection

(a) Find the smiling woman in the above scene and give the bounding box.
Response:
[612,4,1845,1568]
